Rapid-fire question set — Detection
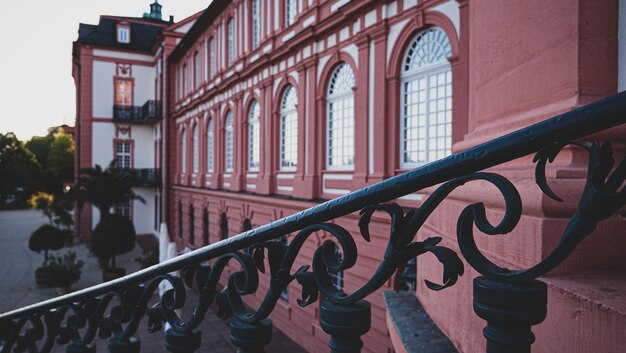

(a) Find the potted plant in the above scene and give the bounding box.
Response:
[28,224,65,287]
[47,251,84,294]
[91,214,136,281]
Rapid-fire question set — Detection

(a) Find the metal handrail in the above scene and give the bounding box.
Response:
[2,91,626,353]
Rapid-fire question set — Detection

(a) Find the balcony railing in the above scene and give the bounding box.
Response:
[130,168,161,188]
[113,100,162,123]
[2,92,626,353]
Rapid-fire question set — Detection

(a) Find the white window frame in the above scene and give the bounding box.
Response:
[326,63,355,171]
[207,119,215,173]
[192,125,199,173]
[252,0,261,49]
[400,27,452,169]
[194,52,201,90]
[224,112,234,172]
[117,27,130,43]
[227,18,235,66]
[248,101,261,171]
[115,141,132,169]
[280,85,298,171]
[180,129,187,174]
[209,37,216,78]
[285,0,297,27]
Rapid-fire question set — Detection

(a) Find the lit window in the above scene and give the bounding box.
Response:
[252,0,261,48]
[115,141,132,169]
[280,86,298,170]
[400,27,452,167]
[248,101,261,171]
[227,18,234,65]
[224,112,234,172]
[207,119,215,173]
[194,52,200,89]
[181,129,187,173]
[117,27,130,43]
[114,79,132,107]
[192,125,199,173]
[209,37,216,78]
[285,0,297,26]
[326,63,355,169]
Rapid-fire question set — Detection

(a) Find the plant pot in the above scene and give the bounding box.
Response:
[102,267,126,282]
[35,267,52,288]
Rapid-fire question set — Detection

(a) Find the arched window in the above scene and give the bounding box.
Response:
[227,18,234,65]
[180,128,187,173]
[285,0,297,26]
[251,0,261,49]
[400,27,452,167]
[189,204,195,246]
[280,85,298,170]
[192,124,199,173]
[326,63,355,169]
[203,208,209,245]
[220,213,229,240]
[248,100,261,171]
[209,37,216,78]
[207,119,215,173]
[243,218,252,231]
[224,111,234,172]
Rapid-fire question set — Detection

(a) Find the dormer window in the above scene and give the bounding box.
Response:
[117,23,130,44]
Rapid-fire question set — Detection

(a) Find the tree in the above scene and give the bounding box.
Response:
[91,214,136,269]
[25,135,53,170]
[47,129,74,183]
[29,224,65,264]
[71,160,144,219]
[0,132,43,206]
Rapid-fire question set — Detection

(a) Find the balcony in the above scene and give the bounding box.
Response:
[113,100,162,124]
[129,168,161,188]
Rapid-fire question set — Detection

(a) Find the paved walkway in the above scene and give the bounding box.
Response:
[0,210,307,353]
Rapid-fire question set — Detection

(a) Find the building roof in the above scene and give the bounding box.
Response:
[76,16,170,52]
[169,0,230,62]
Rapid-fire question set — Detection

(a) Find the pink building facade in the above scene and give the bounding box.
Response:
[74,0,626,352]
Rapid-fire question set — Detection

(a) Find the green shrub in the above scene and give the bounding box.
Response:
[29,224,64,264]
[91,214,136,268]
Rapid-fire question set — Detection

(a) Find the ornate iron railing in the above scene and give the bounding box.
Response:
[129,168,161,188]
[2,92,626,353]
[113,101,162,123]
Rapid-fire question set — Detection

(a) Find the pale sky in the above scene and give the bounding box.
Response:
[0,0,207,141]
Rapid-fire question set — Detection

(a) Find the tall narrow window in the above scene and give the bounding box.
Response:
[180,129,187,174]
[116,200,131,218]
[400,27,452,167]
[326,63,355,169]
[115,141,132,169]
[178,202,183,239]
[194,51,200,89]
[117,26,130,43]
[189,205,195,246]
[252,0,261,49]
[207,119,215,173]
[280,86,298,170]
[220,213,229,240]
[227,18,234,66]
[248,101,261,171]
[114,79,132,107]
[209,37,216,78]
[203,208,209,245]
[285,0,297,26]
[224,112,234,172]
[192,125,199,173]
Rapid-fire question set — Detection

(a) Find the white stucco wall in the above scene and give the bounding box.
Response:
[92,122,116,166]
[132,125,156,168]
[133,188,156,235]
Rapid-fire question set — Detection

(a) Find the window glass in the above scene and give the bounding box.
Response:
[115,80,132,107]
[280,86,298,170]
[225,112,234,172]
[326,64,355,169]
[248,101,261,171]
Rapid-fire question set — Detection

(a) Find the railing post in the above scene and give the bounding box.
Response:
[319,299,371,353]
[230,318,272,353]
[473,277,547,353]
[165,329,201,353]
[107,336,141,353]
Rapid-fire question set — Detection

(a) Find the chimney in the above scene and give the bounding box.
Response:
[169,15,174,23]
